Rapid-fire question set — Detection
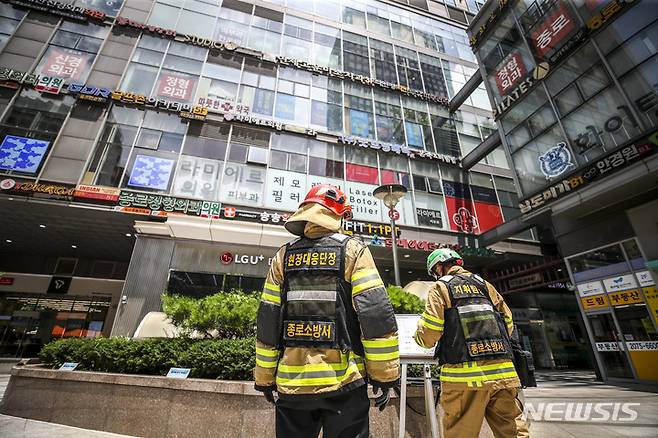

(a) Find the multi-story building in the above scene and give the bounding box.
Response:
[463,0,657,382]
[0,0,566,360]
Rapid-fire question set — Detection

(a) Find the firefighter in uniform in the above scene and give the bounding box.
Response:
[255,184,400,438]
[414,248,529,438]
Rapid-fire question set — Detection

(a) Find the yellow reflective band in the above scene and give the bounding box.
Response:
[261,292,281,304]
[351,269,379,282]
[447,361,516,373]
[362,338,398,348]
[363,338,399,361]
[264,282,281,293]
[422,312,444,325]
[276,359,364,387]
[256,347,279,357]
[256,358,278,369]
[439,371,518,383]
[352,279,384,295]
[414,333,428,348]
[420,316,443,332]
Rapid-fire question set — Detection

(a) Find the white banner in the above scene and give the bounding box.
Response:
[345,181,382,222]
[219,162,265,207]
[577,281,605,297]
[627,341,658,351]
[603,275,638,293]
[172,155,221,200]
[595,342,624,352]
[264,169,308,212]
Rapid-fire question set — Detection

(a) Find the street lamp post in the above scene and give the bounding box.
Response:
[373,184,407,286]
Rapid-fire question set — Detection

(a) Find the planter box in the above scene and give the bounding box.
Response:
[0,366,486,437]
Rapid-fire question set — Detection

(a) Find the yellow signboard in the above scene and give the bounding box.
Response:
[643,286,658,322]
[581,294,610,311]
[608,289,643,307]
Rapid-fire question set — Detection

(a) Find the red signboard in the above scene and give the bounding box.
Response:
[495,51,527,96]
[444,196,479,234]
[474,201,504,233]
[157,73,195,101]
[346,163,379,185]
[0,277,14,286]
[531,2,577,58]
[40,48,91,81]
[74,185,121,202]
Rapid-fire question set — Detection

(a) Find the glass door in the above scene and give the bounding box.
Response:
[588,312,633,379]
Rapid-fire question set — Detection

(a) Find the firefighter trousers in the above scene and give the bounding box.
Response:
[275,385,370,438]
[440,387,529,438]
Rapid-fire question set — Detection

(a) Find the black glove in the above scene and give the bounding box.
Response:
[371,380,399,411]
[255,384,276,405]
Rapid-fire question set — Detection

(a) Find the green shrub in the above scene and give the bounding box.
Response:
[386,285,425,314]
[39,337,255,381]
[162,291,259,338]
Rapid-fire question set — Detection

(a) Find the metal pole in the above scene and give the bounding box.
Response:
[424,364,441,438]
[398,363,408,438]
[390,211,401,286]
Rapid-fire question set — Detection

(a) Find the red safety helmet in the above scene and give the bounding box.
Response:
[301,184,352,219]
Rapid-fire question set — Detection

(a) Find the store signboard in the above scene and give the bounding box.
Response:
[346,181,381,223]
[37,47,91,81]
[8,0,106,21]
[0,135,50,174]
[627,341,658,351]
[116,191,221,218]
[520,129,658,214]
[157,73,195,101]
[1,179,75,199]
[595,342,623,352]
[603,274,638,293]
[171,156,221,201]
[635,270,655,287]
[509,273,543,289]
[581,294,609,311]
[219,162,265,207]
[265,169,307,212]
[127,155,175,191]
[608,289,643,307]
[0,277,14,286]
[577,281,605,297]
[643,286,658,323]
[530,1,577,59]
[495,50,527,96]
[74,185,120,201]
[416,207,442,228]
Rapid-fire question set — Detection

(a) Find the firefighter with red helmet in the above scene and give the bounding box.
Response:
[255,184,400,438]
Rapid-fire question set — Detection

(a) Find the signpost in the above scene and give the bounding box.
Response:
[395,314,440,438]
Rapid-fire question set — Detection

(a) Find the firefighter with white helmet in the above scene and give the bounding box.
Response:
[255,183,400,438]
[415,248,529,437]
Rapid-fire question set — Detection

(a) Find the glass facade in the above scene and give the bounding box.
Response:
[0,0,528,237]
[472,1,657,200]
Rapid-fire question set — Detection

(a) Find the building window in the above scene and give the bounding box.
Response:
[0,90,74,176]
[34,20,108,83]
[419,54,448,98]
[248,6,283,55]
[374,90,404,145]
[313,23,342,70]
[344,83,375,139]
[281,15,313,61]
[310,76,343,133]
[0,4,26,51]
[395,46,423,91]
[343,31,370,77]
[370,39,398,84]
[239,58,276,117]
[214,0,252,46]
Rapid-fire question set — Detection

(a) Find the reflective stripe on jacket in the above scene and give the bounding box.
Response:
[255,223,400,398]
[414,265,520,390]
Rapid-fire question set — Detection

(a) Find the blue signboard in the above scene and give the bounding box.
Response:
[350,109,372,138]
[0,135,50,174]
[405,121,423,148]
[128,155,175,191]
[59,362,79,371]
[167,367,191,379]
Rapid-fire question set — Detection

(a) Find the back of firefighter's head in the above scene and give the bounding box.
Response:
[427,248,463,279]
[284,184,352,236]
